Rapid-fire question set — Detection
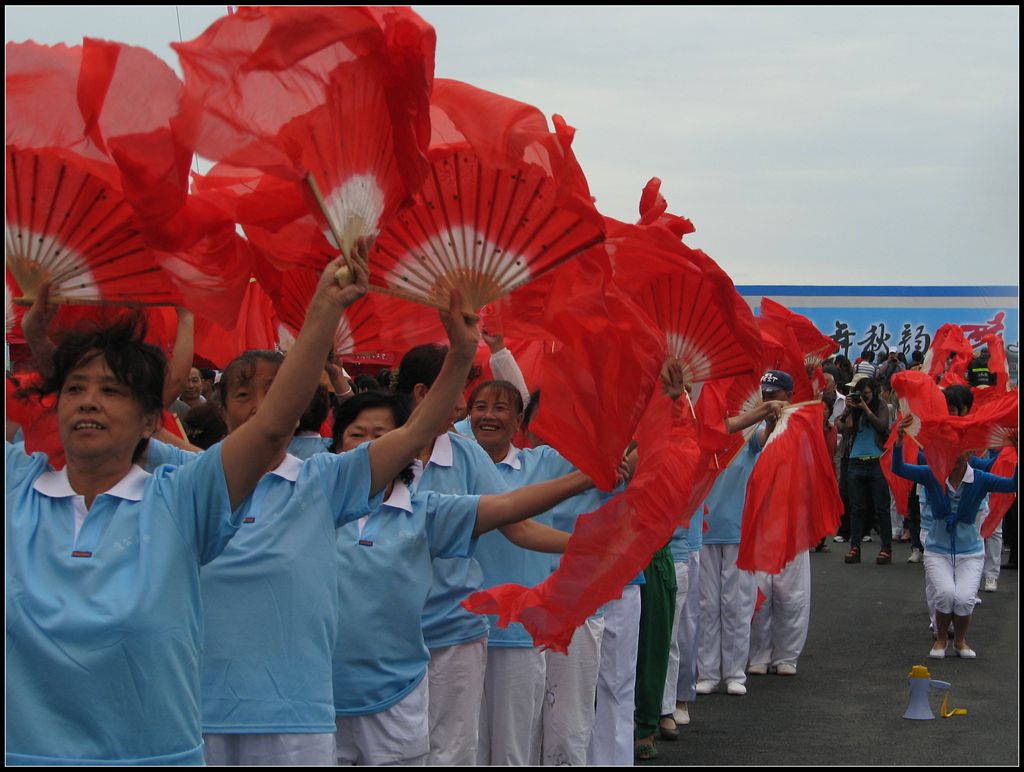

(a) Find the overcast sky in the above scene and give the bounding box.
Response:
[5,5,1020,286]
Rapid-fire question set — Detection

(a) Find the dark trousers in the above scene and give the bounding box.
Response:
[634,545,677,738]
[848,458,892,550]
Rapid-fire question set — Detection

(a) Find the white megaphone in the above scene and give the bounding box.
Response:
[903,665,966,720]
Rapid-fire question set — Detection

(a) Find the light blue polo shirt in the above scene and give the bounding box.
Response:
[476,445,571,647]
[418,432,508,649]
[287,432,332,460]
[200,445,381,734]
[333,485,479,715]
[702,432,763,545]
[6,440,239,766]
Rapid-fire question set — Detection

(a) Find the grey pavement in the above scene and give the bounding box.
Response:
[652,540,1019,766]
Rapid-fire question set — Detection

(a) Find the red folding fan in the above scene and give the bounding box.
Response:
[174,6,434,271]
[737,401,843,574]
[6,147,184,307]
[5,40,226,314]
[252,245,444,361]
[760,297,839,372]
[626,255,762,389]
[368,147,605,312]
[982,446,1018,539]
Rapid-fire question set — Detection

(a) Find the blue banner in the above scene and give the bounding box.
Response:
[738,286,1019,382]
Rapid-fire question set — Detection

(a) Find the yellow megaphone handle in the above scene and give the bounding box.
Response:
[939,693,968,718]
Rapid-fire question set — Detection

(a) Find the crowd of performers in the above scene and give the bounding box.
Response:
[6,257,1018,766]
[5,6,1019,767]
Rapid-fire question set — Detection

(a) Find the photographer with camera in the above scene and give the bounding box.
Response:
[875,349,906,392]
[838,376,893,564]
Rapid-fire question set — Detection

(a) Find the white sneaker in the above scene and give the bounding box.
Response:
[929,644,947,659]
[747,663,768,676]
[673,703,690,725]
[974,595,982,605]
[983,578,997,592]
[954,645,977,659]
[695,680,717,695]
[725,680,747,695]
[907,548,923,563]
[861,535,873,543]
[833,535,846,543]
[775,663,798,676]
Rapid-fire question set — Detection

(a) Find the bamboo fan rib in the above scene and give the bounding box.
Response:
[271,265,379,357]
[370,150,604,311]
[5,148,179,306]
[636,273,755,385]
[295,57,406,263]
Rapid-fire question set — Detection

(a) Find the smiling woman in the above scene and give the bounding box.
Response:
[5,256,372,765]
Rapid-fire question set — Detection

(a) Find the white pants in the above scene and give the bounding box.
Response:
[336,676,429,766]
[925,553,984,617]
[477,647,545,765]
[427,638,487,766]
[542,616,605,766]
[748,552,811,669]
[698,544,756,685]
[587,585,641,766]
[661,561,690,714]
[984,525,1003,584]
[676,550,701,702]
[203,732,335,766]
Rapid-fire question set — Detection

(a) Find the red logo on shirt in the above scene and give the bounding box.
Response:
[243,517,256,524]
[71,551,93,558]
[358,539,374,547]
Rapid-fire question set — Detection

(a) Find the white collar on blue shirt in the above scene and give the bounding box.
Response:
[497,444,522,470]
[268,453,303,482]
[32,464,151,502]
[383,477,414,513]
[427,432,454,468]
[946,464,975,493]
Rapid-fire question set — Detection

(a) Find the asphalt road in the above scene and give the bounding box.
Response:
[652,540,1019,766]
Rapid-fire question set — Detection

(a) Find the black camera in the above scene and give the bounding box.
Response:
[848,392,863,403]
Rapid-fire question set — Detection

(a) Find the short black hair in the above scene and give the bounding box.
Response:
[332,391,413,485]
[296,385,330,434]
[333,391,411,447]
[183,400,227,450]
[218,350,285,406]
[39,313,165,462]
[943,384,974,415]
[354,374,381,393]
[394,343,448,396]
[467,380,525,416]
[860,350,874,363]
[911,350,925,364]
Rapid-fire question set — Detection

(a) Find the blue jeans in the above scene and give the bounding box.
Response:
[847,458,893,550]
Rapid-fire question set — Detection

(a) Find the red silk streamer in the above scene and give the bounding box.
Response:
[737,401,842,575]
[530,268,665,491]
[894,371,1018,487]
[983,446,1019,539]
[753,587,768,619]
[980,333,1010,391]
[758,299,836,402]
[926,324,973,385]
[881,424,919,516]
[463,392,700,653]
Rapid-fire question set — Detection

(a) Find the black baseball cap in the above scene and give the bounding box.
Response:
[761,370,794,394]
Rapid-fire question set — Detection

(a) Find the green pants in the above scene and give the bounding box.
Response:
[634,544,678,738]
